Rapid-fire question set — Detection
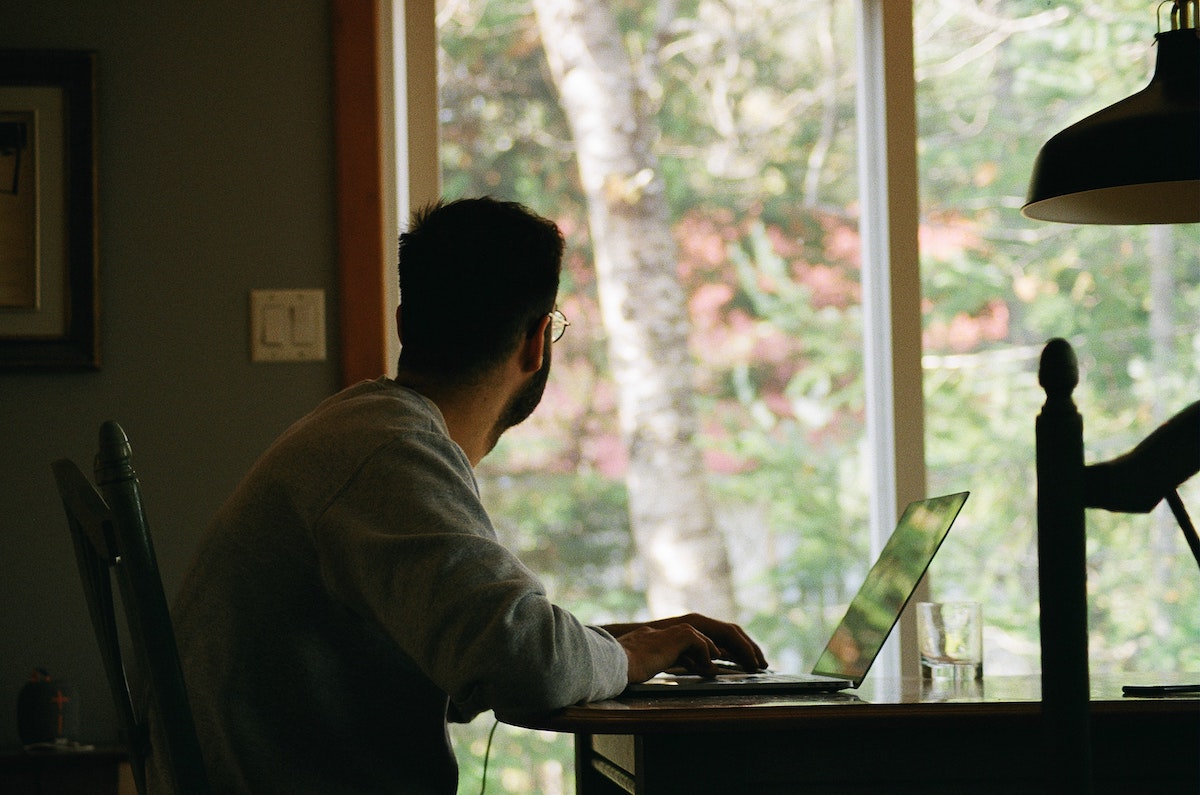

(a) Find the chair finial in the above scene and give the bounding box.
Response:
[1039,337,1079,399]
[95,420,135,486]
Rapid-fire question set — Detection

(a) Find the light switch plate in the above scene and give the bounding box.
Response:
[250,289,327,362]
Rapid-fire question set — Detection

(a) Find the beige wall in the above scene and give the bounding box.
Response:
[0,1,341,747]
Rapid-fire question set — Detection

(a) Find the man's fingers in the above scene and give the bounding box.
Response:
[690,618,767,671]
[672,625,723,675]
[619,623,728,682]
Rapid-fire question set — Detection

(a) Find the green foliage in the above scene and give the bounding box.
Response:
[450,719,573,795]
[478,469,645,622]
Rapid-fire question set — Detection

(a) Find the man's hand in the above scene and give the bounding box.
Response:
[605,613,768,684]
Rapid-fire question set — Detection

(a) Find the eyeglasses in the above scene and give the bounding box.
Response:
[549,308,570,343]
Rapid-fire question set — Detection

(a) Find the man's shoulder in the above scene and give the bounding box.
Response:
[273,378,467,479]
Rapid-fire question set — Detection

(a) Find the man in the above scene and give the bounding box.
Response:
[150,197,765,794]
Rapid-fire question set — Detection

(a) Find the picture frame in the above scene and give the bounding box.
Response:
[0,50,98,369]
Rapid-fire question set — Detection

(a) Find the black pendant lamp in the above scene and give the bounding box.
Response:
[1023,1,1200,225]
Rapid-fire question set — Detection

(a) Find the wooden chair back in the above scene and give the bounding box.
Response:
[51,420,209,794]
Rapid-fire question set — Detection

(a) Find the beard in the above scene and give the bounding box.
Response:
[490,341,552,447]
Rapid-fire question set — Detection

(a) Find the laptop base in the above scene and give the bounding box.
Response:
[624,671,852,696]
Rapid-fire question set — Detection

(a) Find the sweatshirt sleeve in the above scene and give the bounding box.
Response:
[309,428,629,720]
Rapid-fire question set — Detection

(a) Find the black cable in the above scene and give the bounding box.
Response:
[479,718,500,795]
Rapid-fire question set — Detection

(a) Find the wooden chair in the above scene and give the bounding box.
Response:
[1037,338,1199,791]
[51,421,209,795]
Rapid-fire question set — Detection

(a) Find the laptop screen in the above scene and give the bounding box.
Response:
[811,491,969,686]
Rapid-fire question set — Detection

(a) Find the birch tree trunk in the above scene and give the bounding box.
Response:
[531,0,736,619]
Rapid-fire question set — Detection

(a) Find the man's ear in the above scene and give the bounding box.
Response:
[520,314,551,373]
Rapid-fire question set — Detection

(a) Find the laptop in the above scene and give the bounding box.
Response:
[623,491,969,695]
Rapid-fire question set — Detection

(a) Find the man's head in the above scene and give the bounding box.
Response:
[396,197,564,386]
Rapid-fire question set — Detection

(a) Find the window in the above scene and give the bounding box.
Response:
[915,0,1200,675]
[434,0,932,660]
[408,1,920,789]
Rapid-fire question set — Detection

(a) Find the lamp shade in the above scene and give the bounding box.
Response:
[1022,28,1200,224]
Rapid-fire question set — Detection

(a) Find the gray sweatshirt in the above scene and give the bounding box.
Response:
[148,378,627,794]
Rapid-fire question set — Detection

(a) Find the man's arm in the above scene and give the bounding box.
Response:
[314,430,629,717]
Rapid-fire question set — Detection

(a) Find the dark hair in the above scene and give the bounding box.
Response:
[397,197,563,383]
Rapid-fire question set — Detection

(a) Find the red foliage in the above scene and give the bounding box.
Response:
[923,299,1010,352]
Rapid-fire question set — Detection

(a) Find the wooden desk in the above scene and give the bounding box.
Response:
[511,674,1200,794]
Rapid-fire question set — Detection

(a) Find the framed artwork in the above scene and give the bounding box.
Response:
[0,50,98,369]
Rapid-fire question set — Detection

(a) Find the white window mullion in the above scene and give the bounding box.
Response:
[389,0,441,371]
[857,0,926,681]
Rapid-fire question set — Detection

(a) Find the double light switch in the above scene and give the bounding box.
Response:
[250,289,326,362]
